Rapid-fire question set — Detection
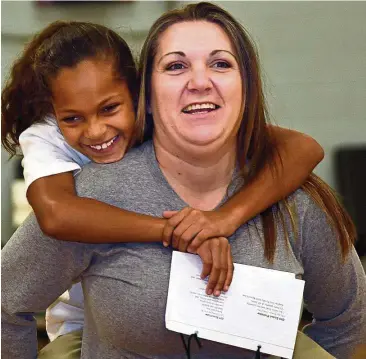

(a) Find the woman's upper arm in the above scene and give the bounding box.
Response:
[1,212,94,357]
[299,194,366,357]
[2,213,94,310]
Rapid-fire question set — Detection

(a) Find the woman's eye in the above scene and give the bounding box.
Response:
[213,61,231,69]
[101,104,119,113]
[166,63,185,71]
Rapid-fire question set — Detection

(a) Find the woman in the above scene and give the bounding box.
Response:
[1,17,324,349]
[2,2,365,358]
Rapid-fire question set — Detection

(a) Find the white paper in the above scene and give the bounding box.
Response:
[166,252,305,359]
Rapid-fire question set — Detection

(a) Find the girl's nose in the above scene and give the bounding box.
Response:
[84,118,107,141]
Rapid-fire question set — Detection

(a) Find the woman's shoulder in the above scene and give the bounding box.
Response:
[286,187,340,248]
[77,141,153,181]
[74,141,155,199]
[286,188,323,220]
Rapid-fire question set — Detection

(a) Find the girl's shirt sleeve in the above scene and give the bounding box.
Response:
[19,115,90,190]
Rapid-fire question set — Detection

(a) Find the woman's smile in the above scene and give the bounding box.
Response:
[151,20,243,151]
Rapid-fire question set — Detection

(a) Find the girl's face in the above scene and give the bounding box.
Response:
[50,58,135,163]
[150,20,243,154]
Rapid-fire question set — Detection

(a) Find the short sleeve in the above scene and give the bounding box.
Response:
[19,116,90,190]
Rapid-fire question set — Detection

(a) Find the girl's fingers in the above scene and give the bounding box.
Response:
[162,208,191,247]
[223,246,234,292]
[187,229,212,253]
[162,222,174,247]
[205,239,221,296]
[162,210,179,218]
[177,223,202,253]
[172,209,199,250]
[213,238,228,296]
[197,246,213,286]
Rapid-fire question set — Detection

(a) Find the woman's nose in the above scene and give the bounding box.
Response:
[187,68,213,92]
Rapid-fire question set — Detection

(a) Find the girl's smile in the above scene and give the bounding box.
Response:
[51,58,135,164]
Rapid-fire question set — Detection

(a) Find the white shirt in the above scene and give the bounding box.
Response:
[19,115,90,190]
[19,115,87,340]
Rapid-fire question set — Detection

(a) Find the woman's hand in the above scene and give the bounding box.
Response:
[196,237,234,296]
[162,207,236,252]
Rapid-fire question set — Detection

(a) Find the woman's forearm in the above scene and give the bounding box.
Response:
[219,126,324,231]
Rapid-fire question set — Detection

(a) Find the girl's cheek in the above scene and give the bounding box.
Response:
[62,129,79,147]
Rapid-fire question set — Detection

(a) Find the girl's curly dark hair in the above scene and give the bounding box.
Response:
[1,21,137,156]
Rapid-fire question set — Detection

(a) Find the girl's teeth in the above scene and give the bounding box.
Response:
[90,136,117,151]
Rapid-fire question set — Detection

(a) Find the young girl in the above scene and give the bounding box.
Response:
[2,20,323,350]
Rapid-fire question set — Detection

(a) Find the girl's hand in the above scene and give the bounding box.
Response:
[162,207,235,253]
[196,237,234,296]
[162,208,235,295]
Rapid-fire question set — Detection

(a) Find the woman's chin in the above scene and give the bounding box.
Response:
[179,132,223,148]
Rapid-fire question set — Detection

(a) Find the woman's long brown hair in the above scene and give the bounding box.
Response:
[135,2,356,262]
[1,21,137,157]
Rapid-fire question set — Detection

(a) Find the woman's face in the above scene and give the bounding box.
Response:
[51,58,135,163]
[150,21,243,153]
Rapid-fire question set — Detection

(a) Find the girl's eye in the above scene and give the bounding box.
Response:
[166,63,186,71]
[212,61,231,69]
[101,103,119,114]
[62,116,81,124]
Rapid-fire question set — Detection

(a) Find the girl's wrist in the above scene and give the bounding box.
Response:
[219,203,252,235]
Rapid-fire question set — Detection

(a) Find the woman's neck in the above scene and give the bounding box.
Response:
[153,136,236,210]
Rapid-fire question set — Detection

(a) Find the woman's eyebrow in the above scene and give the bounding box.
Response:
[157,49,237,66]
[157,51,186,65]
[210,49,238,61]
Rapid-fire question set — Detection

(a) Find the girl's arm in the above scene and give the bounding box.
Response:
[219,125,324,231]
[27,172,166,243]
[162,125,324,251]
[29,125,323,246]
[28,170,233,295]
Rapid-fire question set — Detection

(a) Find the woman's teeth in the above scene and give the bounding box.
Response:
[182,103,218,113]
[89,136,117,151]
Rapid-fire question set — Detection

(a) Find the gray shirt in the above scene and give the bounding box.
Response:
[2,140,366,359]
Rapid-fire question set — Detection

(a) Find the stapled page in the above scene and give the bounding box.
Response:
[166,252,305,359]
